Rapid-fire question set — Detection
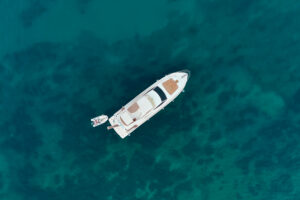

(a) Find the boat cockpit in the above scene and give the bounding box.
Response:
[119,86,168,126]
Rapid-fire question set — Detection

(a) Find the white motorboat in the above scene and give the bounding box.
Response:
[91,70,190,139]
[91,115,108,127]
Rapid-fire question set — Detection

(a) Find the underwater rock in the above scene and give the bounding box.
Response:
[20,1,47,28]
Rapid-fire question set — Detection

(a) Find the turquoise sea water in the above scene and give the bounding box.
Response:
[1,0,300,199]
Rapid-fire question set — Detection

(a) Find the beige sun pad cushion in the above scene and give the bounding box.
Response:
[163,79,178,95]
[128,102,139,113]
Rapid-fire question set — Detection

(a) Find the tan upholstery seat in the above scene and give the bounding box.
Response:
[128,103,139,113]
[163,79,178,95]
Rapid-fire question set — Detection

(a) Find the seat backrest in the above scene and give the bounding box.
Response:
[120,111,134,125]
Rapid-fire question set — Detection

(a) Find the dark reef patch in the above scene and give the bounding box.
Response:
[4,42,59,71]
[20,1,48,28]
[235,151,256,175]
[22,77,52,97]
[248,182,261,196]
[13,162,44,199]
[0,172,3,191]
[204,81,218,94]
[208,130,222,143]
[182,139,201,158]
[270,174,294,194]
[76,0,93,14]
[292,88,300,111]
[224,104,260,133]
[2,108,42,157]
[174,180,193,197]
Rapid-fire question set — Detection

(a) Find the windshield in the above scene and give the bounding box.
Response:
[153,86,167,101]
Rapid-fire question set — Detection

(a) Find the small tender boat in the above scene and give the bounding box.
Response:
[91,70,190,139]
[91,115,108,127]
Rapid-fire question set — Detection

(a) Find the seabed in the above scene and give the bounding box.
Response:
[0,0,300,199]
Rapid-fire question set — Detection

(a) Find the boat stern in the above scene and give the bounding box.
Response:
[108,116,129,139]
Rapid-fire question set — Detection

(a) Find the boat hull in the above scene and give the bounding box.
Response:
[109,70,189,138]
